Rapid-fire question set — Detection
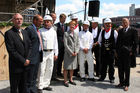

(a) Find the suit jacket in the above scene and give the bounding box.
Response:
[117,27,138,67]
[5,26,32,73]
[25,24,43,64]
[56,22,67,50]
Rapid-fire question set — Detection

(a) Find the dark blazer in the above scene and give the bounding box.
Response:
[117,27,138,67]
[25,24,42,64]
[5,26,32,73]
[56,22,67,49]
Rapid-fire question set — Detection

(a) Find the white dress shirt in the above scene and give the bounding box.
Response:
[92,27,98,39]
[39,27,58,56]
[98,28,118,46]
[124,26,130,32]
[79,30,93,50]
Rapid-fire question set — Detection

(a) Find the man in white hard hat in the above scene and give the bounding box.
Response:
[97,18,118,83]
[79,20,95,81]
[89,17,101,77]
[37,15,58,92]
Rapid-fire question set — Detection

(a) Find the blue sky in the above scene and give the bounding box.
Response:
[55,0,140,23]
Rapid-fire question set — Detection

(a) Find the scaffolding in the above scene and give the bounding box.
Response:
[0,0,56,22]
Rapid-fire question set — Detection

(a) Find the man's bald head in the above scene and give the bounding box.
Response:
[12,13,23,29]
[50,13,56,24]
[33,15,43,28]
[122,18,130,28]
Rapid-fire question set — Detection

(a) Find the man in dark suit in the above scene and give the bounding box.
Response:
[89,18,101,77]
[116,18,138,91]
[25,15,43,93]
[5,13,31,93]
[55,13,67,77]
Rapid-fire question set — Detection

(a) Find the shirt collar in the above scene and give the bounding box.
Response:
[126,26,130,31]
[92,27,98,31]
[32,24,37,31]
[60,22,64,26]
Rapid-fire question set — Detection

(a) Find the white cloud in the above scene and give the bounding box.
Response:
[55,1,140,23]
[136,5,140,8]
[100,3,130,20]
[55,0,85,23]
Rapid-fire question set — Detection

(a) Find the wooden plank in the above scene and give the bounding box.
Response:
[0,26,11,80]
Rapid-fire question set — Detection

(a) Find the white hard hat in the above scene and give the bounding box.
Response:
[91,17,99,23]
[71,14,78,20]
[104,18,112,23]
[83,20,90,26]
[43,15,52,21]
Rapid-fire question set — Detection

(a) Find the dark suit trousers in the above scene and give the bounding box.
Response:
[9,72,25,93]
[25,63,40,93]
[93,46,101,76]
[52,60,57,78]
[100,51,115,80]
[57,48,64,75]
[118,54,131,86]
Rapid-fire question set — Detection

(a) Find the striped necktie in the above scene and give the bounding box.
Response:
[19,29,23,40]
[37,29,43,50]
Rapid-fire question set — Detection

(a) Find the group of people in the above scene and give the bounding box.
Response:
[4,12,138,93]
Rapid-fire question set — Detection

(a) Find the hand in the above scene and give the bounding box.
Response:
[72,53,75,56]
[83,48,88,54]
[114,52,118,58]
[54,56,58,61]
[130,52,133,56]
[93,42,99,49]
[93,44,96,49]
[24,59,30,66]
[72,52,77,56]
[74,53,77,56]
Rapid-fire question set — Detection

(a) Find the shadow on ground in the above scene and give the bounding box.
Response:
[0,87,10,93]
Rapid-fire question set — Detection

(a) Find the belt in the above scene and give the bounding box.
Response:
[43,49,53,52]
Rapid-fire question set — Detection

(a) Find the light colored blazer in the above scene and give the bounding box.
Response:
[63,30,80,70]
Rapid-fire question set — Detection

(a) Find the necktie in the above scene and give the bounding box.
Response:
[19,29,23,40]
[37,29,43,50]
[62,24,64,32]
[124,28,126,32]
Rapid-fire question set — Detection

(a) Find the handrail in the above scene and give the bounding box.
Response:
[0,30,5,48]
[0,41,5,49]
[0,30,4,37]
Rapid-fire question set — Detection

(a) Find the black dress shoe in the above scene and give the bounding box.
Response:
[43,87,52,91]
[57,73,63,77]
[69,80,76,85]
[110,80,114,83]
[115,84,124,88]
[38,89,43,93]
[97,78,104,81]
[88,78,96,82]
[64,82,69,87]
[51,78,59,81]
[80,78,85,82]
